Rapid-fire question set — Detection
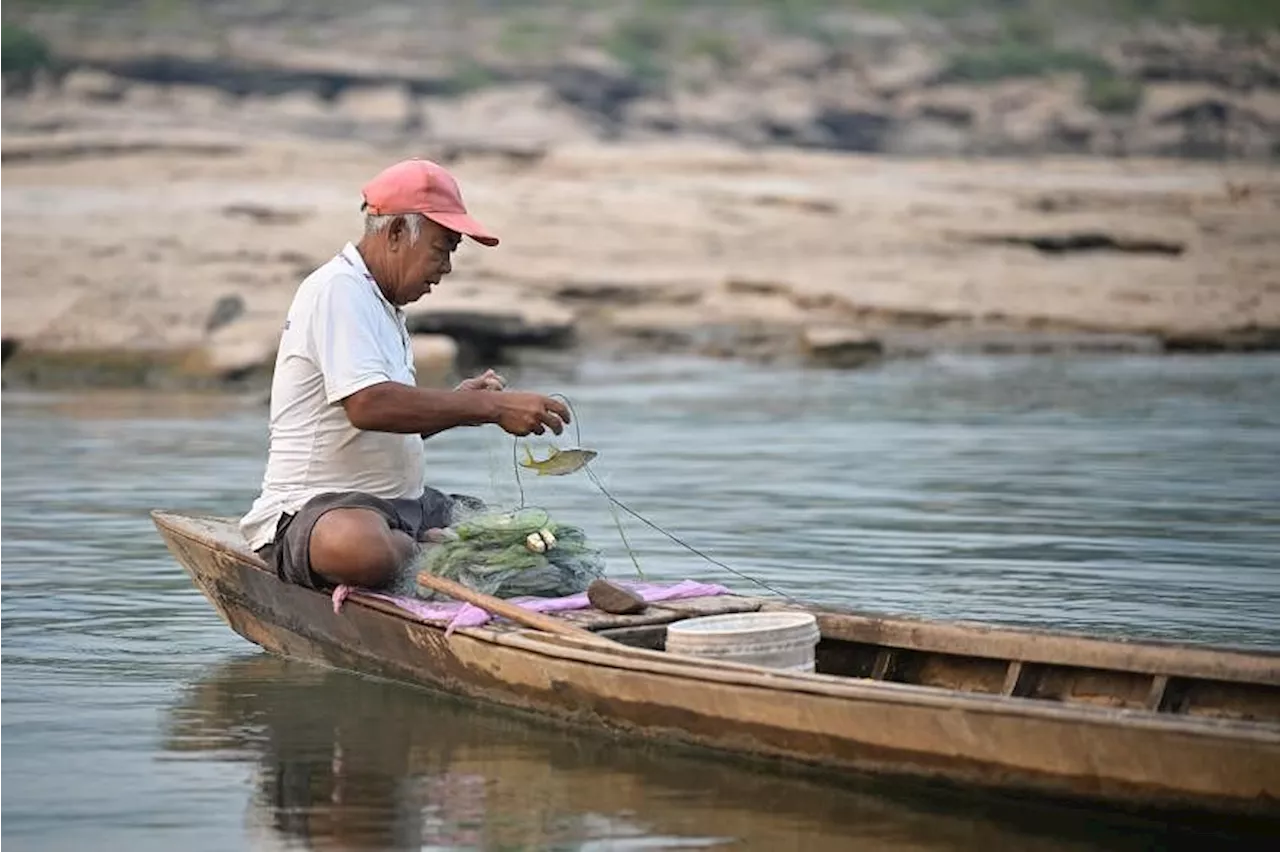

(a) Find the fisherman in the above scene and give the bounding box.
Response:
[240,158,571,591]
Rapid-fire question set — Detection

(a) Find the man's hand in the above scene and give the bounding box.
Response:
[494,393,570,437]
[455,368,506,392]
[341,380,567,438]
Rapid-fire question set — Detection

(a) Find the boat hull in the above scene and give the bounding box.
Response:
[155,511,1280,818]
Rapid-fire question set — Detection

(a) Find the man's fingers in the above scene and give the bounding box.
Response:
[540,409,565,435]
[496,393,570,438]
[546,398,571,424]
[457,369,507,392]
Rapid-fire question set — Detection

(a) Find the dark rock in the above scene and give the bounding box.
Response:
[205,294,246,334]
[724,279,791,297]
[1050,110,1103,152]
[800,327,884,369]
[221,203,312,225]
[884,330,1165,356]
[81,54,368,100]
[1120,34,1280,89]
[749,193,839,215]
[404,307,575,363]
[1161,327,1280,353]
[0,335,17,391]
[554,281,699,306]
[1,337,20,364]
[554,282,651,305]
[920,101,976,127]
[587,579,647,615]
[434,140,548,167]
[64,50,490,104]
[814,106,894,152]
[0,137,240,164]
[0,347,215,390]
[969,232,1185,256]
[1154,95,1237,127]
[544,62,646,125]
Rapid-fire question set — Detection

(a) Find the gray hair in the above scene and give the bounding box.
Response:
[364,211,424,244]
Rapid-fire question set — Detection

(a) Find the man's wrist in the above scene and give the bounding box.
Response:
[471,390,501,425]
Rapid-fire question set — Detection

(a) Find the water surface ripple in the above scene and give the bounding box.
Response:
[3,354,1278,850]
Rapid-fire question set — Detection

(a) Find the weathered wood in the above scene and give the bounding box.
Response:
[594,625,667,650]
[415,570,596,640]
[1001,661,1024,696]
[794,606,1280,686]
[151,511,1280,817]
[1147,675,1171,712]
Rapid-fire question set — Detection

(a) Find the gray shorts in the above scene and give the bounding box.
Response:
[256,488,484,591]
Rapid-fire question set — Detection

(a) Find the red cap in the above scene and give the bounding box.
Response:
[361,159,499,247]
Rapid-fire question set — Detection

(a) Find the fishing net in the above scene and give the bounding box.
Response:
[414,507,606,600]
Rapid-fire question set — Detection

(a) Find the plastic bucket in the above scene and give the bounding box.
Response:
[665,611,821,672]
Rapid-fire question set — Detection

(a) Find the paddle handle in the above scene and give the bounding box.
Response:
[416,570,597,640]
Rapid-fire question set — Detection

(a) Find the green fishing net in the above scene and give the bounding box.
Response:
[415,507,606,600]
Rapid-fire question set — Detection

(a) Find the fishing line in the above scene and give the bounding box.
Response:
[511,393,790,599]
[511,437,526,509]
[547,394,643,577]
[512,392,579,511]
[548,393,582,445]
[582,466,790,599]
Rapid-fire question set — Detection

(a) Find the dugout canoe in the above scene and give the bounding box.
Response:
[152,509,1280,817]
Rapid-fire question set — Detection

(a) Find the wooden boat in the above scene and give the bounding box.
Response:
[152,510,1280,818]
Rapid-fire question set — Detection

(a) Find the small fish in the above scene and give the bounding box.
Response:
[519,445,598,476]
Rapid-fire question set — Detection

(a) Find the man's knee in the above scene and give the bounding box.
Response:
[309,508,414,587]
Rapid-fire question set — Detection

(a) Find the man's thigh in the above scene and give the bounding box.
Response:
[265,492,412,590]
[261,488,483,590]
[308,506,419,588]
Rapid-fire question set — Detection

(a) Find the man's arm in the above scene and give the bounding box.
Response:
[342,381,569,438]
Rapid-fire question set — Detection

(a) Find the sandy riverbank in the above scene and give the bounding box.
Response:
[2,130,1278,389]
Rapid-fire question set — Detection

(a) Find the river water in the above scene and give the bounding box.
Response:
[3,353,1278,851]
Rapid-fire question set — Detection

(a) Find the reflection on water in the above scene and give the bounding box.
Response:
[162,655,1258,852]
[3,354,1279,850]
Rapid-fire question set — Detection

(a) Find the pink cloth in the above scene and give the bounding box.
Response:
[331,579,732,635]
[331,585,352,613]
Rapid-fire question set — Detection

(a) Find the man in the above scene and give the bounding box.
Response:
[240,158,571,592]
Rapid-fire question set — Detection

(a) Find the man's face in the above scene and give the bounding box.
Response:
[386,217,461,305]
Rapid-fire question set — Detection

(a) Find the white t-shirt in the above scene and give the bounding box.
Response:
[239,243,426,550]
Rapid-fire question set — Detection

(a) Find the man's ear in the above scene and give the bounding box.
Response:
[387,216,406,249]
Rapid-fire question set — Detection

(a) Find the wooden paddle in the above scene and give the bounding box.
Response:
[415,570,598,640]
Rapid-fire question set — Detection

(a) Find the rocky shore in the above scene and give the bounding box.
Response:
[2,2,1278,390]
[7,2,1279,161]
[4,133,1277,389]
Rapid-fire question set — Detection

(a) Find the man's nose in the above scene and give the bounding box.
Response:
[441,255,452,274]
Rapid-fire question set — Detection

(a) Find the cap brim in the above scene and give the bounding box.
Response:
[424,211,499,247]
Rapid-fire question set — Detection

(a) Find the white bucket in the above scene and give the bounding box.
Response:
[665,611,821,672]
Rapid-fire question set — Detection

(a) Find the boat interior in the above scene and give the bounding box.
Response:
[159,513,1280,726]
[548,593,1280,724]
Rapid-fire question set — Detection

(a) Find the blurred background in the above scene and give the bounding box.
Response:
[3,3,1279,851]
[2,0,1278,385]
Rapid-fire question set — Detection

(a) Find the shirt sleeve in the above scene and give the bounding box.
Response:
[309,275,395,404]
